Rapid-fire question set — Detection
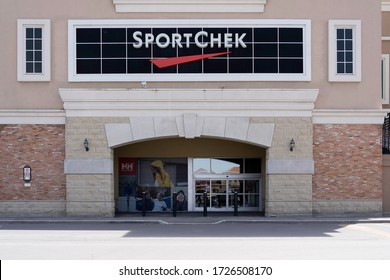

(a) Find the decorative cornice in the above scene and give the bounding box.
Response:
[313,110,387,124]
[112,0,268,13]
[0,110,65,124]
[383,1,390,11]
[59,88,319,118]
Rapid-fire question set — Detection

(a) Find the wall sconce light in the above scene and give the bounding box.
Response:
[290,139,295,152]
[23,165,31,183]
[83,138,89,151]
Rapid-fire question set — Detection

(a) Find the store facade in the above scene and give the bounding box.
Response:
[0,0,387,217]
[60,87,317,216]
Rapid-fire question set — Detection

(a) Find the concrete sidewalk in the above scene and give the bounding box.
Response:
[1,212,390,224]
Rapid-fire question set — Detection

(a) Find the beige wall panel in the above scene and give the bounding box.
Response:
[0,0,383,110]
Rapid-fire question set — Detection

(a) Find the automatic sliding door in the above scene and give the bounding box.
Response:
[195,180,228,209]
[244,180,260,208]
[195,180,209,208]
[195,178,261,211]
[227,180,243,209]
[211,180,226,209]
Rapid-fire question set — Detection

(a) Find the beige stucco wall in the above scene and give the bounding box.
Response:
[0,0,383,110]
[383,12,390,109]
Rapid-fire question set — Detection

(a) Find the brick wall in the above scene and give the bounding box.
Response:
[313,124,382,200]
[0,124,66,201]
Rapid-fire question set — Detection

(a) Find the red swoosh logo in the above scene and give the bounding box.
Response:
[150,51,231,69]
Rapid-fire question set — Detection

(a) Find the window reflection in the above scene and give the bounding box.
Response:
[193,158,210,174]
[194,158,261,174]
[212,158,242,174]
[194,158,244,174]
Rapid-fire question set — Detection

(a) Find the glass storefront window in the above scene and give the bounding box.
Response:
[194,158,261,174]
[117,157,262,213]
[195,179,260,210]
[193,158,211,174]
[193,158,262,211]
[195,180,209,207]
[117,158,188,213]
[212,158,242,174]
[243,180,260,207]
[194,158,243,174]
[244,158,262,173]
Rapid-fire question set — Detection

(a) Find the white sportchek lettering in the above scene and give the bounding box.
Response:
[131,30,247,49]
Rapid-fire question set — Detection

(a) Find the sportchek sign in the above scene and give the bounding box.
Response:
[133,30,246,69]
[69,19,311,82]
[133,30,247,49]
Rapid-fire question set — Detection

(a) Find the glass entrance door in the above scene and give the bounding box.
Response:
[194,178,261,211]
[195,179,227,210]
[193,157,262,212]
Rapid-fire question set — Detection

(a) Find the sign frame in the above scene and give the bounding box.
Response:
[68,19,311,82]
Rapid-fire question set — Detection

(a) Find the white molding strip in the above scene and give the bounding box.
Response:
[59,88,319,118]
[313,110,388,124]
[112,0,268,13]
[266,160,314,175]
[0,110,65,124]
[383,1,390,11]
[64,159,114,174]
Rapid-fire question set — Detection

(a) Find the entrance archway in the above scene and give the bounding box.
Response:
[114,138,266,214]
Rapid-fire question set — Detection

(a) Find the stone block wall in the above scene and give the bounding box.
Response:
[266,174,313,215]
[65,117,128,160]
[0,124,66,215]
[65,117,128,216]
[267,117,313,160]
[313,124,382,213]
[265,117,314,216]
[66,174,114,216]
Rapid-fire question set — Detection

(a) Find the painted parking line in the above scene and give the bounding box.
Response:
[345,224,390,238]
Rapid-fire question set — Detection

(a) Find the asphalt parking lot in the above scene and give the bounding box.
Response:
[1,221,390,259]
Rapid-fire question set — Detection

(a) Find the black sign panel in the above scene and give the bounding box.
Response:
[75,27,304,75]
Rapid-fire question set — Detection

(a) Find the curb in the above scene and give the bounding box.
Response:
[1,217,389,224]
